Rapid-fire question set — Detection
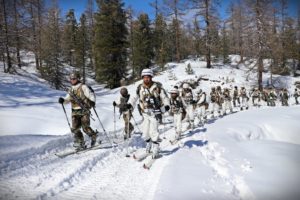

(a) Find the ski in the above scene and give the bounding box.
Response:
[143,156,156,169]
[55,144,113,158]
[133,149,151,161]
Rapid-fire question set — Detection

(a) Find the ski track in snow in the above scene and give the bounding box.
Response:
[0,121,175,200]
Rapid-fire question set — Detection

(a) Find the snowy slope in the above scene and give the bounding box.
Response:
[1,56,300,200]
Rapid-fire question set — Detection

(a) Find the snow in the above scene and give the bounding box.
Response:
[1,54,300,200]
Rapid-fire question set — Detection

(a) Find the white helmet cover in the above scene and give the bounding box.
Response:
[141,68,153,77]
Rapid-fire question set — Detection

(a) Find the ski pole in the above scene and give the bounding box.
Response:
[92,107,114,147]
[61,104,72,130]
[131,114,142,134]
[113,105,118,139]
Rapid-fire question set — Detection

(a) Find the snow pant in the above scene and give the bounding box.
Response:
[141,112,159,142]
[210,102,219,116]
[252,97,260,106]
[240,97,249,108]
[123,111,133,139]
[295,96,299,105]
[223,100,232,113]
[173,112,183,139]
[142,112,160,158]
[281,99,288,106]
[269,99,276,106]
[71,109,97,146]
[196,105,206,124]
[233,97,240,107]
[185,104,195,127]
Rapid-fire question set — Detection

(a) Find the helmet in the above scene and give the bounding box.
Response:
[197,89,202,94]
[234,86,238,89]
[141,68,153,77]
[70,71,81,80]
[182,83,189,89]
[169,88,179,94]
[120,87,128,96]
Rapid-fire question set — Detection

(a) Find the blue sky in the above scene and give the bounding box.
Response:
[49,0,299,22]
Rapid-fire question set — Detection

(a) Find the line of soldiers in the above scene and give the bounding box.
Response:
[59,69,300,158]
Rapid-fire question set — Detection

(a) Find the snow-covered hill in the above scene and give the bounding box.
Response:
[1,56,300,200]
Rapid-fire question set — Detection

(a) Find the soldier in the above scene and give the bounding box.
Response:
[251,88,261,107]
[181,83,195,129]
[222,88,233,114]
[58,72,98,151]
[240,86,249,110]
[195,89,207,126]
[130,69,170,158]
[268,88,277,107]
[279,88,289,106]
[169,88,185,141]
[216,86,224,115]
[294,88,300,105]
[113,87,134,140]
[232,86,240,107]
[262,88,270,106]
[210,87,220,117]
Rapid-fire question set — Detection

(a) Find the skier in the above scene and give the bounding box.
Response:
[129,68,170,158]
[268,88,277,107]
[181,83,195,129]
[210,87,219,117]
[279,88,289,106]
[58,72,98,150]
[216,86,224,115]
[240,86,249,110]
[195,89,207,126]
[113,87,134,140]
[232,86,240,107]
[169,88,185,141]
[251,88,261,107]
[294,88,299,105]
[222,88,233,114]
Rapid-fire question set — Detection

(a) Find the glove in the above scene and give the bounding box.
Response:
[58,97,64,104]
[113,101,117,107]
[127,103,132,110]
[164,105,170,112]
[90,101,95,108]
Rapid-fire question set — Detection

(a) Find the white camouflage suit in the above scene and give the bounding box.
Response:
[222,89,232,113]
[195,91,207,125]
[169,94,184,139]
[240,88,249,108]
[181,87,195,128]
[130,82,169,143]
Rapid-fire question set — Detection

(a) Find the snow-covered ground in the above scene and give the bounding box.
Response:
[1,55,300,200]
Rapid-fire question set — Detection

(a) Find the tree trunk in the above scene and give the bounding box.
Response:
[2,0,13,73]
[13,0,21,68]
[205,0,211,68]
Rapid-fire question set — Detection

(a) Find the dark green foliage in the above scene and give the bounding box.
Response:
[40,5,64,89]
[62,9,77,66]
[94,0,128,89]
[75,14,88,83]
[132,13,153,78]
[153,14,168,70]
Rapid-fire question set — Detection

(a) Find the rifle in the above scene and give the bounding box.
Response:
[68,90,95,121]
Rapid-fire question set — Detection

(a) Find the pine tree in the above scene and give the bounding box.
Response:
[40,0,64,89]
[94,0,128,89]
[75,13,88,83]
[62,9,77,66]
[132,13,153,78]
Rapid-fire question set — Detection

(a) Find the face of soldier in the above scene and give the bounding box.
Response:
[171,93,177,99]
[143,75,152,86]
[70,78,78,86]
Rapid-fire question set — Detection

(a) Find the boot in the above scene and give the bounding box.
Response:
[74,141,86,151]
[145,139,152,153]
[151,142,160,159]
[90,132,98,147]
